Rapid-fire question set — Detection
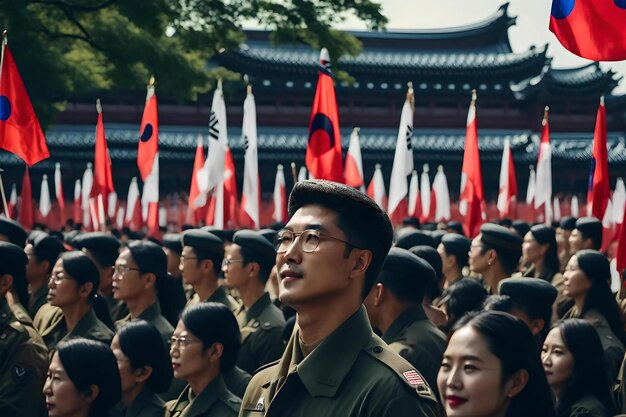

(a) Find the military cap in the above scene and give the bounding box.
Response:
[441,233,471,257]
[529,224,556,245]
[445,221,465,236]
[511,220,530,239]
[63,230,80,247]
[0,241,28,270]
[200,226,230,243]
[395,229,436,249]
[182,229,224,256]
[258,228,277,244]
[575,217,603,248]
[126,240,167,279]
[498,277,557,306]
[497,218,513,228]
[162,233,182,254]
[401,217,420,228]
[480,223,523,251]
[233,230,276,263]
[72,232,121,266]
[559,216,577,230]
[408,245,443,281]
[430,230,446,247]
[30,232,65,262]
[0,217,27,248]
[377,247,435,303]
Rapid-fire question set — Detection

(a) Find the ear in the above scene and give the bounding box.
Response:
[373,283,385,307]
[528,318,545,337]
[207,342,224,363]
[143,272,156,289]
[79,282,94,299]
[81,384,99,403]
[0,274,13,294]
[349,249,372,278]
[248,262,260,278]
[487,249,498,265]
[504,369,529,399]
[135,365,153,383]
[201,259,214,274]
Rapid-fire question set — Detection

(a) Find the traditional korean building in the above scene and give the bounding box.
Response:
[1,3,625,215]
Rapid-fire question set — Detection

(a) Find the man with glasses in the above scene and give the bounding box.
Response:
[239,180,439,416]
[223,230,285,374]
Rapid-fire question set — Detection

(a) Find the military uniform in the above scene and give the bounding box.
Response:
[33,303,63,335]
[106,293,130,322]
[40,308,114,356]
[239,306,439,417]
[186,286,240,313]
[28,285,48,319]
[116,302,174,347]
[165,376,241,417]
[382,306,446,397]
[566,394,610,417]
[236,293,286,374]
[114,387,165,417]
[224,366,252,398]
[0,297,49,417]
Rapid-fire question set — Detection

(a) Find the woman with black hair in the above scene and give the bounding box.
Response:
[43,338,121,417]
[41,252,114,355]
[542,319,613,417]
[438,311,555,417]
[112,321,173,417]
[441,278,487,334]
[562,250,625,383]
[165,303,241,417]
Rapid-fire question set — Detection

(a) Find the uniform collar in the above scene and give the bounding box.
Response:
[69,307,100,337]
[0,297,14,328]
[125,388,163,417]
[245,292,271,322]
[183,375,228,416]
[382,306,427,344]
[137,302,161,321]
[207,286,228,304]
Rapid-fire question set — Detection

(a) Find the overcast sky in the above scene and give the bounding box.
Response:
[339,0,626,93]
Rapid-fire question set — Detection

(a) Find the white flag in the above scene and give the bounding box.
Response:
[433,166,451,222]
[345,127,365,190]
[39,174,51,217]
[298,167,308,182]
[420,164,431,219]
[571,195,579,218]
[242,88,259,228]
[108,191,117,219]
[116,206,125,230]
[612,178,625,224]
[367,164,387,210]
[602,199,614,228]
[125,177,140,223]
[553,197,561,221]
[273,165,287,223]
[526,166,536,206]
[159,205,167,228]
[82,163,94,227]
[54,163,64,207]
[408,170,419,217]
[535,109,552,224]
[387,85,414,216]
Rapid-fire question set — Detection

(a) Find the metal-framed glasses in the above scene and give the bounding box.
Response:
[274,229,359,254]
[222,259,245,268]
[49,272,70,285]
[113,265,142,275]
[169,335,202,350]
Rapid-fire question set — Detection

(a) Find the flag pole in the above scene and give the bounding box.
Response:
[0,31,7,86]
[0,33,9,217]
[290,162,297,185]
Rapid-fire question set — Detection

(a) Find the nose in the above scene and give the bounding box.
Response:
[445,364,463,390]
[282,235,303,264]
[43,376,52,396]
[542,353,552,367]
[48,278,55,289]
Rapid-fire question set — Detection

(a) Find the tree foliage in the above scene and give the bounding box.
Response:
[0,0,387,128]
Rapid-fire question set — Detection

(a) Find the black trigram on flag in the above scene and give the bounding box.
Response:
[244,134,250,151]
[209,111,219,141]
[405,125,413,151]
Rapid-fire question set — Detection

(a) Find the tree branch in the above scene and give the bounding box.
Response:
[28,0,119,12]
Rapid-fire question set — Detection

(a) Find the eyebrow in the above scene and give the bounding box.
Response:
[284,224,328,233]
[443,354,484,362]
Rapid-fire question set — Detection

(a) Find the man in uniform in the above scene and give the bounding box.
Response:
[569,216,602,252]
[239,180,439,416]
[0,219,32,325]
[25,232,65,318]
[180,229,239,312]
[0,242,49,417]
[364,247,446,398]
[223,230,285,374]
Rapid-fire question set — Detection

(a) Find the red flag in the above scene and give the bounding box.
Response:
[7,183,17,219]
[186,134,205,226]
[617,206,626,272]
[549,0,626,61]
[459,90,485,237]
[367,164,387,211]
[345,127,364,189]
[0,42,49,166]
[72,179,81,225]
[19,166,33,229]
[587,96,610,221]
[137,77,159,237]
[306,48,343,183]
[91,99,115,216]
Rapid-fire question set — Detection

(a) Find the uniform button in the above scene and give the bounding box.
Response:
[373,346,383,354]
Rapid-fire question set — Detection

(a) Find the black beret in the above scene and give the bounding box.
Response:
[498,277,557,306]
[408,245,443,281]
[430,230,447,247]
[401,217,421,228]
[72,232,121,256]
[0,241,28,270]
[511,220,530,238]
[378,247,435,302]
[445,221,465,236]
[30,232,65,262]
[575,217,602,243]
[395,229,436,249]
[258,229,277,244]
[162,233,182,254]
[441,233,471,257]
[126,241,167,279]
[497,218,513,228]
[0,217,27,248]
[480,223,523,252]
[559,216,577,230]
[529,224,556,245]
[182,229,224,256]
[233,230,276,263]
[200,226,230,243]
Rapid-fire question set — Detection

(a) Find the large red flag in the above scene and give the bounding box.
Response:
[0,42,49,166]
[186,134,205,226]
[617,205,626,273]
[138,77,159,237]
[550,0,626,61]
[91,99,115,216]
[19,166,33,229]
[306,48,343,183]
[459,90,485,237]
[587,96,610,220]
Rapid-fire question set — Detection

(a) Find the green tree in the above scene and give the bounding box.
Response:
[0,0,387,128]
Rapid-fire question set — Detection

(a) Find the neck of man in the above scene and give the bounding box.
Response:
[122,381,146,407]
[62,302,90,332]
[296,293,361,345]
[188,365,220,398]
[377,301,410,336]
[193,276,219,302]
[483,263,508,293]
[127,291,156,319]
[28,275,48,295]
[442,267,463,289]
[237,279,265,309]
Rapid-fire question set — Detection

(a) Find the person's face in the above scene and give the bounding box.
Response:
[276,204,361,307]
[437,326,517,417]
[180,247,202,286]
[25,243,47,283]
[522,232,546,264]
[568,229,586,253]
[112,249,151,301]
[222,244,251,289]
[111,334,139,397]
[556,228,571,252]
[43,352,91,417]
[164,248,181,277]
[563,255,591,298]
[47,259,83,308]
[541,328,574,395]
[468,235,490,274]
[169,320,209,382]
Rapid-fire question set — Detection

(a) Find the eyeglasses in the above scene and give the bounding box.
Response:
[180,255,198,262]
[274,229,359,254]
[113,265,142,275]
[49,273,70,285]
[222,259,245,268]
[169,335,202,350]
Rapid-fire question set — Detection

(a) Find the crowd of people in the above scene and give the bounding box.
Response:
[0,178,625,417]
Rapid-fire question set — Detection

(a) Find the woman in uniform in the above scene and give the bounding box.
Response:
[165,303,241,417]
[112,320,173,417]
[43,338,121,417]
[542,319,613,417]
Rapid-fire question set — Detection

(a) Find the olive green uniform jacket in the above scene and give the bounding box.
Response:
[565,394,611,417]
[165,376,241,417]
[238,306,440,417]
[33,303,63,335]
[0,297,49,417]
[28,285,48,320]
[382,306,446,399]
[236,293,286,374]
[113,387,165,417]
[186,286,240,313]
[40,307,114,356]
[106,293,130,322]
[115,302,174,347]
